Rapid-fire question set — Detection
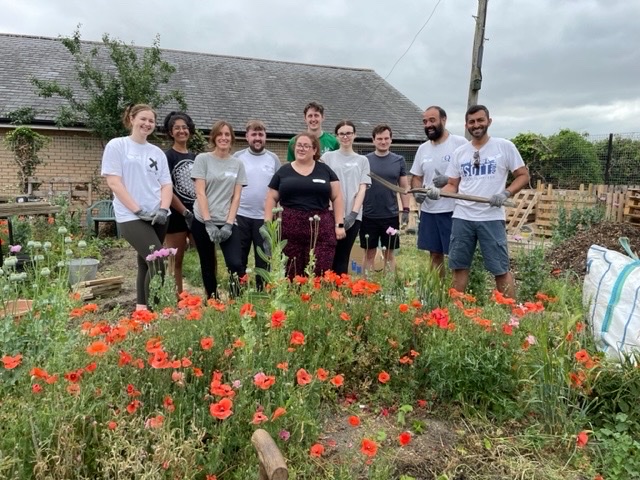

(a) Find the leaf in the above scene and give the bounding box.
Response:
[483,437,492,450]
[375,430,387,442]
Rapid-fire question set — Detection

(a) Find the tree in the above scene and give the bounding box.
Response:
[3,127,50,193]
[593,136,640,186]
[32,28,187,143]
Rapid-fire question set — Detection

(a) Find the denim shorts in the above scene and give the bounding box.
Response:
[448,218,509,275]
[417,211,453,254]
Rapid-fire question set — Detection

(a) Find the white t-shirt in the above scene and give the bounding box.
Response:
[446,137,525,222]
[191,153,247,225]
[410,134,468,214]
[235,148,281,219]
[101,136,172,223]
[321,150,371,221]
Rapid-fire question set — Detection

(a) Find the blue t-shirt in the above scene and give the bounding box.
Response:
[362,152,407,218]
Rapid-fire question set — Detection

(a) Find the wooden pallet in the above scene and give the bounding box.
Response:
[534,186,597,237]
[505,190,539,234]
[623,189,640,225]
[73,276,124,300]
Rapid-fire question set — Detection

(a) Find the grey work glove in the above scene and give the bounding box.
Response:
[218,223,233,243]
[344,211,358,230]
[425,187,441,200]
[150,208,169,226]
[135,209,155,222]
[205,220,220,243]
[183,210,194,229]
[401,209,410,226]
[413,192,427,204]
[489,190,512,207]
[259,224,271,257]
[433,169,449,188]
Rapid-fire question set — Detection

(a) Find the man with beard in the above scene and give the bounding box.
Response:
[235,120,281,289]
[410,106,467,277]
[425,105,529,298]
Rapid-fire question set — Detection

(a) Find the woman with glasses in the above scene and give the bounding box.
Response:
[321,120,370,275]
[163,111,197,294]
[264,132,346,278]
[191,120,247,299]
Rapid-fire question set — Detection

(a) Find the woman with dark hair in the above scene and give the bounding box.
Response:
[191,120,247,298]
[263,132,346,279]
[321,120,370,275]
[101,104,172,311]
[163,111,197,294]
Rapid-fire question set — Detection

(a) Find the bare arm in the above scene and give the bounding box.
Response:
[410,175,424,190]
[194,178,211,220]
[105,175,140,213]
[506,166,530,196]
[398,175,410,209]
[160,183,172,210]
[226,183,243,224]
[330,181,346,240]
[442,177,461,194]
[264,188,279,222]
[170,193,189,214]
[350,183,367,214]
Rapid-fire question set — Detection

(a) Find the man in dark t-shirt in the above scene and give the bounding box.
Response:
[360,124,410,273]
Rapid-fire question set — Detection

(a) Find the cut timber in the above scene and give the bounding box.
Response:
[73,276,124,288]
[251,429,288,480]
[73,276,123,300]
[505,190,539,234]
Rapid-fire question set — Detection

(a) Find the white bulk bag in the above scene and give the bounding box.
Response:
[583,240,640,361]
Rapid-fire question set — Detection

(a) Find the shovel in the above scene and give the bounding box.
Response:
[367,172,516,208]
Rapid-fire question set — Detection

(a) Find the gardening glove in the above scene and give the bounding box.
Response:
[259,224,271,257]
[205,220,220,243]
[344,211,358,230]
[401,209,410,226]
[150,208,169,226]
[432,169,449,188]
[183,210,194,229]
[413,192,427,204]
[135,209,155,222]
[489,190,512,207]
[218,223,233,243]
[425,187,441,200]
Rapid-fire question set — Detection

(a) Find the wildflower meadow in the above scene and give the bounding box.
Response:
[1,216,639,479]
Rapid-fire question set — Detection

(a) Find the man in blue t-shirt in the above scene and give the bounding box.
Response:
[360,124,410,273]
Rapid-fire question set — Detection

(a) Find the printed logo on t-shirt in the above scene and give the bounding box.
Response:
[173,159,196,201]
[312,179,326,184]
[148,157,158,171]
[461,154,498,178]
[224,171,238,178]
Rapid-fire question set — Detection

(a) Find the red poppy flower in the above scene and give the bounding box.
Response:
[316,368,329,381]
[300,293,311,302]
[271,310,286,328]
[277,362,288,371]
[398,431,411,446]
[378,371,390,384]
[330,374,344,387]
[309,443,325,458]
[398,303,409,313]
[107,421,117,430]
[32,383,42,394]
[253,372,276,390]
[271,407,287,421]
[163,395,175,412]
[576,430,589,448]
[145,415,164,429]
[210,398,233,420]
[290,330,305,345]
[239,303,256,317]
[575,349,591,364]
[296,368,312,386]
[340,312,351,321]
[1,353,23,370]
[360,438,378,457]
[348,415,360,427]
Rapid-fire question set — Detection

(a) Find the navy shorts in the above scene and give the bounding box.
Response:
[448,218,509,275]
[359,216,400,250]
[417,211,453,254]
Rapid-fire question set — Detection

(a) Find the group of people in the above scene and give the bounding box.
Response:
[101,100,528,310]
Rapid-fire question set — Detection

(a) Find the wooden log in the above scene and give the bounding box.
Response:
[74,276,124,288]
[251,429,288,480]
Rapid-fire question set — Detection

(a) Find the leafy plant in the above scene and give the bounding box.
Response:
[3,126,50,193]
[514,243,547,301]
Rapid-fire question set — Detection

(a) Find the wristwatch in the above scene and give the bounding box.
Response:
[335,223,344,228]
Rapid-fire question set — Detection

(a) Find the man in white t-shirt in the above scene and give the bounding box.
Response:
[235,120,281,290]
[425,105,530,298]
[410,106,467,277]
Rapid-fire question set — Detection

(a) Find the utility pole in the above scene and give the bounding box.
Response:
[466,0,489,138]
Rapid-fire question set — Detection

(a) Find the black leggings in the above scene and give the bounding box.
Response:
[332,220,361,275]
[118,220,168,306]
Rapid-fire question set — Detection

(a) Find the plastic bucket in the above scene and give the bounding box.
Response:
[68,258,100,285]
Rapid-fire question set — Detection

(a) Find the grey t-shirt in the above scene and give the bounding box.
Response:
[191,152,247,224]
[321,150,370,221]
[235,148,281,219]
[363,151,407,219]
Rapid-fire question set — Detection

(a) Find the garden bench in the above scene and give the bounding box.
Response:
[86,199,120,238]
[251,429,288,479]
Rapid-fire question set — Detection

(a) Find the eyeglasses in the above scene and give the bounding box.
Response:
[337,131,354,138]
[296,144,313,150]
[473,151,480,170]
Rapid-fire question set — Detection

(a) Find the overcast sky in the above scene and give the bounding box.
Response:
[1,0,638,139]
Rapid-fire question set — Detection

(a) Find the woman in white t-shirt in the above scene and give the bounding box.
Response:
[190,120,247,299]
[101,104,173,311]
[321,120,370,275]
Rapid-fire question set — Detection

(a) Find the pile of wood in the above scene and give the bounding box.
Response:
[72,276,123,300]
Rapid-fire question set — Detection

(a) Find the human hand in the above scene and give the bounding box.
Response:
[218,223,233,242]
[489,190,512,207]
[184,210,194,229]
[259,224,271,256]
[335,226,346,240]
[151,208,169,226]
[344,211,358,230]
[205,220,220,243]
[401,209,410,226]
[433,169,449,188]
[135,209,155,222]
[413,192,427,204]
[425,187,441,200]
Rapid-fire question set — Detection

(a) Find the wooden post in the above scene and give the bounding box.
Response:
[251,429,288,480]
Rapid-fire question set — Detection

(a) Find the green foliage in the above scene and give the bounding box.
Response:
[551,203,605,245]
[595,413,640,479]
[3,126,50,193]
[468,247,490,304]
[593,135,640,185]
[514,243,547,301]
[187,128,208,154]
[7,107,37,125]
[31,27,187,142]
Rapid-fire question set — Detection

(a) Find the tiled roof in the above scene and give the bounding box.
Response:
[0,33,425,141]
